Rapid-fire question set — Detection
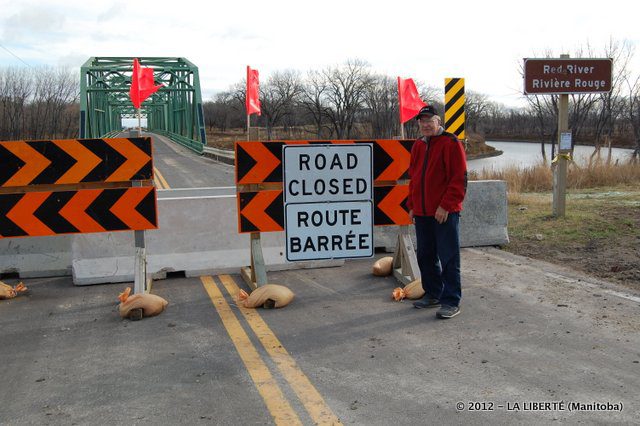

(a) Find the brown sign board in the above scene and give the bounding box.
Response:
[524,58,612,94]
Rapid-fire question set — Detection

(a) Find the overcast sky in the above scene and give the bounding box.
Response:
[1,0,639,108]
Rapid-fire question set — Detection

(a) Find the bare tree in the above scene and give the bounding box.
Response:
[322,59,372,139]
[299,70,330,138]
[591,39,634,162]
[626,75,640,160]
[259,70,303,140]
[204,91,240,132]
[0,67,32,140]
[465,91,491,134]
[0,66,78,140]
[363,74,397,138]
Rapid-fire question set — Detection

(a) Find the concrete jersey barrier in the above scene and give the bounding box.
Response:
[1,181,508,283]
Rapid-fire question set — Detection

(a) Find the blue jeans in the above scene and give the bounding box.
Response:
[414,213,461,307]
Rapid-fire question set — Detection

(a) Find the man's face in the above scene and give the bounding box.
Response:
[418,115,439,137]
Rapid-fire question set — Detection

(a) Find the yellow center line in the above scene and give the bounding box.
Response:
[152,167,163,189]
[218,274,343,426]
[200,276,302,426]
[154,167,170,189]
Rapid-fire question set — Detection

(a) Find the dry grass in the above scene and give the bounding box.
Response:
[471,159,640,201]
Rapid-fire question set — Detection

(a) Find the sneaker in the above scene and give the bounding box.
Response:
[436,305,460,319]
[413,297,441,309]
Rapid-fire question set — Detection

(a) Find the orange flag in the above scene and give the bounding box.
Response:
[398,77,426,123]
[129,58,162,109]
[246,65,261,115]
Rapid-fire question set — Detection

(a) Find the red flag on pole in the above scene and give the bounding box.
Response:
[398,77,426,123]
[129,58,162,109]
[246,65,261,116]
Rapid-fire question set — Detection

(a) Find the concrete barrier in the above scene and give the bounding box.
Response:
[374,180,509,250]
[71,194,343,285]
[0,235,72,278]
[2,181,508,282]
[460,180,509,247]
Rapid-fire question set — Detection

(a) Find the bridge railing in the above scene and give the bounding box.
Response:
[153,130,204,154]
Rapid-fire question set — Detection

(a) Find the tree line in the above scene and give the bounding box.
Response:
[0,67,78,140]
[1,41,639,161]
[204,42,640,160]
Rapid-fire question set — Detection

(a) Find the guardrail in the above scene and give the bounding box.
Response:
[154,130,204,154]
[202,145,235,164]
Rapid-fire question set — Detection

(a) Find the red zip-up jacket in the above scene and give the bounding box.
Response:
[407,130,467,216]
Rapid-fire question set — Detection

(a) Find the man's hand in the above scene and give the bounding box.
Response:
[409,209,414,222]
[435,206,449,224]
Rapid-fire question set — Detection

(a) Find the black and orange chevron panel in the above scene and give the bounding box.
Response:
[236,186,411,233]
[237,190,284,233]
[373,185,411,226]
[0,187,157,238]
[235,140,414,185]
[0,137,153,187]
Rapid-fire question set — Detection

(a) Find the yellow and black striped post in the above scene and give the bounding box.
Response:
[444,78,465,140]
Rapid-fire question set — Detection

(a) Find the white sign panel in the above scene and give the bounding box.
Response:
[283,144,373,204]
[285,201,373,261]
[560,132,572,151]
[283,144,373,261]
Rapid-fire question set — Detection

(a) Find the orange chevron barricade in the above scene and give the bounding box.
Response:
[374,185,411,226]
[236,186,410,233]
[235,139,414,185]
[0,137,153,187]
[237,190,284,233]
[0,137,157,237]
[0,187,157,238]
[235,139,416,287]
[0,137,157,292]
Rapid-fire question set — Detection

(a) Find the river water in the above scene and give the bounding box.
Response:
[467,141,636,173]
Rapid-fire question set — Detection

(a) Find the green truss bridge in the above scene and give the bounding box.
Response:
[80,57,207,153]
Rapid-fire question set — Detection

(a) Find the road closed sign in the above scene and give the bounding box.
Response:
[283,144,373,261]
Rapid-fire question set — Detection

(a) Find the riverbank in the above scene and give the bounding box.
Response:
[467,150,503,160]
[486,136,636,150]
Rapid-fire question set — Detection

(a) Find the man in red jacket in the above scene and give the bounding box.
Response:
[407,105,467,319]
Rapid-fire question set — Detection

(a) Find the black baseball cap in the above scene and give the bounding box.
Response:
[416,105,438,120]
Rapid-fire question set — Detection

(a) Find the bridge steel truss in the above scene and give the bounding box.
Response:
[80,57,207,153]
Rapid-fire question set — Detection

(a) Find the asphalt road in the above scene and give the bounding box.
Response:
[1,135,639,424]
[149,132,235,189]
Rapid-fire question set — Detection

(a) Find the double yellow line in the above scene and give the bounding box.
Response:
[201,275,342,425]
[153,167,170,189]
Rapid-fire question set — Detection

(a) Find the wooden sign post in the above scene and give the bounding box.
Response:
[524,55,612,217]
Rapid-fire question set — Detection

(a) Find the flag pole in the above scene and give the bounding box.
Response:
[397,77,405,140]
[393,78,418,285]
[134,110,146,295]
[247,114,250,141]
